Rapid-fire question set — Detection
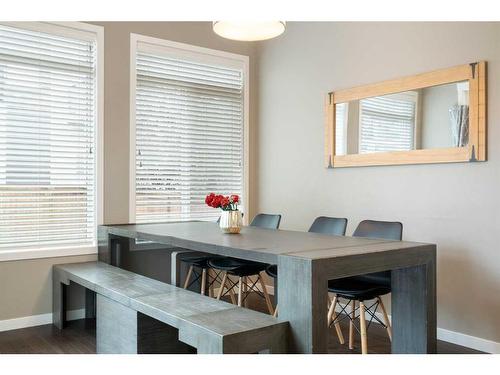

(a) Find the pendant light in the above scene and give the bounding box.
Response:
[213,21,286,41]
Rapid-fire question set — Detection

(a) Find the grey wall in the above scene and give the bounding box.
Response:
[0,22,258,322]
[256,22,500,343]
[0,254,97,320]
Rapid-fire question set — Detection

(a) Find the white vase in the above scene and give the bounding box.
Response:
[219,210,243,234]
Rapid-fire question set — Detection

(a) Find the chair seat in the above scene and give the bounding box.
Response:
[328,276,391,301]
[208,257,268,277]
[265,264,277,279]
[182,255,223,268]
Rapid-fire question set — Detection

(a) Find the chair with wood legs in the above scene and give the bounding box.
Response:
[180,215,246,295]
[181,254,225,297]
[327,220,402,354]
[208,214,282,315]
[265,216,348,344]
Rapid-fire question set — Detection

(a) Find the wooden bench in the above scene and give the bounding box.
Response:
[53,261,288,354]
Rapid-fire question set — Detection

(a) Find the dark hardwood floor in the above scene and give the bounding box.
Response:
[0,319,96,354]
[0,295,484,354]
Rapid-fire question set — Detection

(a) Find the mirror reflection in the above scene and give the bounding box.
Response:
[335,81,470,155]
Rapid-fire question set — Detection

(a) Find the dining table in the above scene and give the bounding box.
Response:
[97,221,436,354]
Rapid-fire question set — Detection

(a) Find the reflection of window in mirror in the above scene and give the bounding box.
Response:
[358,91,418,154]
[335,103,348,155]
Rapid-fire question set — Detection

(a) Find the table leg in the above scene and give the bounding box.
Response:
[52,267,68,330]
[52,283,67,330]
[97,228,129,267]
[85,289,96,319]
[391,259,436,353]
[277,256,327,353]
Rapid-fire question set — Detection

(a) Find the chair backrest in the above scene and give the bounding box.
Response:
[308,216,347,236]
[352,220,403,285]
[353,220,402,241]
[250,213,282,230]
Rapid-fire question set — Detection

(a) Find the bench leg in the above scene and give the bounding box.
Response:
[96,294,138,354]
[137,313,195,354]
[97,294,195,354]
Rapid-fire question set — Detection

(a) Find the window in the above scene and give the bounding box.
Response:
[131,35,248,223]
[0,23,102,257]
[359,91,417,154]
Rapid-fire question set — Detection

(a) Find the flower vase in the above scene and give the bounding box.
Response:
[219,210,242,234]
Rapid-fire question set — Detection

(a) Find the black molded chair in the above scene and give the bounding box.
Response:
[327,220,402,354]
[249,213,281,230]
[180,253,226,296]
[265,216,348,330]
[208,213,282,314]
[181,214,245,296]
[180,215,225,296]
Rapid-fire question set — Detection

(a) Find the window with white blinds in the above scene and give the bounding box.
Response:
[0,23,99,252]
[133,38,246,223]
[359,92,417,154]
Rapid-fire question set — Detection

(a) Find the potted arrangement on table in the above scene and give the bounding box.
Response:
[205,193,242,233]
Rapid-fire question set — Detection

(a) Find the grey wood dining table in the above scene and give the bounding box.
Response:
[97,221,436,354]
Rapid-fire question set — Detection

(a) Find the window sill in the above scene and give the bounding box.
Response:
[0,246,97,262]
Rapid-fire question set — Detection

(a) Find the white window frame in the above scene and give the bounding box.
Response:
[0,22,104,262]
[129,33,250,224]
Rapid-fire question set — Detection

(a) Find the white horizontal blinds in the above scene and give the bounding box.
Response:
[0,24,96,249]
[135,49,244,223]
[359,92,416,154]
[335,103,347,155]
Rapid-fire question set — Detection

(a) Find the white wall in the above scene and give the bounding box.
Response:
[256,22,500,344]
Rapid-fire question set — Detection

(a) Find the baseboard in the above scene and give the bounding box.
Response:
[0,308,85,333]
[436,327,500,354]
[267,286,499,354]
[66,308,85,321]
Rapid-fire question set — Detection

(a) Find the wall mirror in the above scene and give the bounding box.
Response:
[325,62,486,168]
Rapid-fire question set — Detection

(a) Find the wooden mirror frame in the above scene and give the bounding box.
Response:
[325,62,487,168]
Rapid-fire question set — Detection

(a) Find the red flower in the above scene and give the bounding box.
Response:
[220,197,230,207]
[205,193,215,206]
[212,194,223,208]
[205,193,239,210]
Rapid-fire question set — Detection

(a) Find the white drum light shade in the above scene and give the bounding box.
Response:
[213,21,286,41]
